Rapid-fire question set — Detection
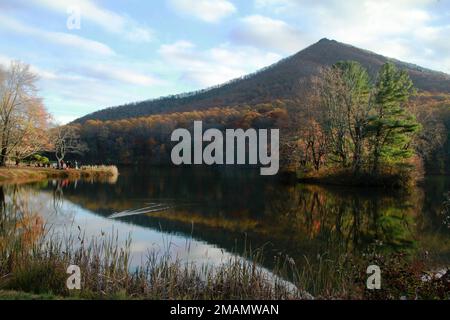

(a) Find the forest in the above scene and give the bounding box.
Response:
[72,61,450,187]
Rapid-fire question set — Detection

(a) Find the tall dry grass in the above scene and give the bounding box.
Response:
[4,188,444,300]
[0,194,313,300]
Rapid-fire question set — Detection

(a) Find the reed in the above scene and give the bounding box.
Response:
[0,197,310,300]
[2,193,447,300]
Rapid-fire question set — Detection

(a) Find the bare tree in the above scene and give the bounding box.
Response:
[51,125,88,168]
[291,79,329,171]
[313,67,352,167]
[409,101,447,164]
[314,63,372,172]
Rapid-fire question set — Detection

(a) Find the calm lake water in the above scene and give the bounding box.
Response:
[2,167,450,276]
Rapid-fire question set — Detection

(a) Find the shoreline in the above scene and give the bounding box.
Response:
[291,168,419,189]
[0,166,119,185]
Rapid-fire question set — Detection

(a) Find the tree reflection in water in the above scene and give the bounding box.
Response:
[2,168,450,279]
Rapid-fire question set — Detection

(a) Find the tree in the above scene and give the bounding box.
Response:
[313,61,421,178]
[32,154,50,167]
[51,125,88,167]
[299,119,328,170]
[10,99,51,164]
[292,82,329,171]
[315,66,351,167]
[368,63,421,174]
[409,95,447,167]
[0,61,49,166]
[333,62,371,173]
[316,62,371,172]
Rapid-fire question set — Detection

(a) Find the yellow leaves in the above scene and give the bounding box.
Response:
[79,104,285,136]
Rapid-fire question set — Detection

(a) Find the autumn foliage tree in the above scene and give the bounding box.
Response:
[309,61,421,181]
[0,61,51,166]
[11,99,51,164]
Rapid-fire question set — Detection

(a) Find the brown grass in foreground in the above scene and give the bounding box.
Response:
[1,182,448,300]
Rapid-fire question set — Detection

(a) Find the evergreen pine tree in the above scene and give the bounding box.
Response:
[368,63,421,174]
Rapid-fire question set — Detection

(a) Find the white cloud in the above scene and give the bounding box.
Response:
[0,55,167,123]
[41,75,163,124]
[168,0,237,23]
[125,27,154,43]
[254,0,294,13]
[0,54,63,81]
[28,0,155,43]
[102,67,163,87]
[159,40,281,87]
[0,54,12,67]
[0,15,115,56]
[231,15,308,54]
[30,66,59,81]
[252,0,450,74]
[70,64,165,87]
[54,114,77,125]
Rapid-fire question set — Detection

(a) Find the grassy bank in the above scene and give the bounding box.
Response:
[1,231,448,300]
[0,234,308,300]
[296,167,420,189]
[0,290,62,300]
[0,165,119,185]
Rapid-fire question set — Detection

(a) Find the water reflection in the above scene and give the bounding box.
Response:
[2,167,450,273]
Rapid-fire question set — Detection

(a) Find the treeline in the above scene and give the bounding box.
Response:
[75,104,289,165]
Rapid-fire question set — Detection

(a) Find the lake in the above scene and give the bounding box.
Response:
[2,167,449,286]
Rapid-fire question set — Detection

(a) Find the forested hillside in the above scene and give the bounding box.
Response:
[70,39,450,176]
[74,39,450,123]
[72,91,449,175]
[73,103,289,165]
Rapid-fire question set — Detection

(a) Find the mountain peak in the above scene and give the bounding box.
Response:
[74,39,450,123]
[317,37,333,43]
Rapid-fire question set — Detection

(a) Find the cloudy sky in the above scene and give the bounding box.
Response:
[0,0,449,123]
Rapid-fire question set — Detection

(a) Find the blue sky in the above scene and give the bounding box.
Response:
[0,0,449,124]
